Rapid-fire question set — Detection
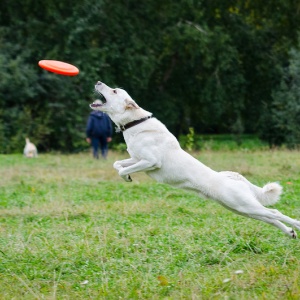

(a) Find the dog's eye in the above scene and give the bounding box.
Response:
[113,89,117,94]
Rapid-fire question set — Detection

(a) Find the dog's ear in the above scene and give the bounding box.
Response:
[125,98,139,109]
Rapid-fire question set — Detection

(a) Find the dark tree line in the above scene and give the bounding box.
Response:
[0,0,300,153]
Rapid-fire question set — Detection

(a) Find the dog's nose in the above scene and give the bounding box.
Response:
[96,81,102,85]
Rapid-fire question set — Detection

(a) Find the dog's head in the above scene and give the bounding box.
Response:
[90,81,139,116]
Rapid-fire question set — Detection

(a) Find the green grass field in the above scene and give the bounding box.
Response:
[1,150,300,299]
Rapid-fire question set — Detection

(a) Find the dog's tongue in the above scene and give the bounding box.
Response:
[91,103,101,107]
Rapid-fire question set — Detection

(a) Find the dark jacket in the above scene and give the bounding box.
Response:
[86,111,112,138]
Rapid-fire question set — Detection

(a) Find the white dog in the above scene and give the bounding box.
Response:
[90,81,300,238]
[24,138,38,158]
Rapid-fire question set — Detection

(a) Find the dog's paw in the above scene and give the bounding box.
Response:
[290,229,297,239]
[122,175,132,182]
[286,228,297,239]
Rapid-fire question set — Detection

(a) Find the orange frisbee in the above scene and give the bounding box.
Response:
[38,60,79,76]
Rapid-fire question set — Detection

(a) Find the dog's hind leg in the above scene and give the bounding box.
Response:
[241,206,300,236]
[224,198,300,237]
[249,215,297,238]
[265,209,300,231]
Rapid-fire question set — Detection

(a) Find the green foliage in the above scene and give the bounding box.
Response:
[0,0,300,152]
[112,142,127,153]
[259,48,300,147]
[186,127,195,151]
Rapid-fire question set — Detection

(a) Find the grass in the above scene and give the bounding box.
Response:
[0,150,300,299]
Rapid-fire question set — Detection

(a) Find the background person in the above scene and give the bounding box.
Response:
[86,111,112,159]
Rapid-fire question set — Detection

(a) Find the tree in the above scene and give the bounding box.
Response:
[259,47,300,147]
[0,0,299,152]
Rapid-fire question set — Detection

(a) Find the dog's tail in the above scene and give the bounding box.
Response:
[255,182,282,206]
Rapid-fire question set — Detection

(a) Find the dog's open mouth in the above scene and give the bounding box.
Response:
[90,92,107,108]
[90,100,103,108]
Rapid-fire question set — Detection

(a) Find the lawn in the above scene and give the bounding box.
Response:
[0,150,300,299]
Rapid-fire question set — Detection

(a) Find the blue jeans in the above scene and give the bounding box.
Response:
[91,136,108,159]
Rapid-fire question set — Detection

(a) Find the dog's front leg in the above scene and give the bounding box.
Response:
[113,158,138,182]
[118,159,160,179]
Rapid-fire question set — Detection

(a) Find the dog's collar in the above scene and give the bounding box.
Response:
[116,115,152,133]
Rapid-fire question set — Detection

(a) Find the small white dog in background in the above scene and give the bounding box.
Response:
[90,81,300,238]
[24,138,38,158]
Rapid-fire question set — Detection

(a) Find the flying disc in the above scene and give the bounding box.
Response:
[38,60,79,76]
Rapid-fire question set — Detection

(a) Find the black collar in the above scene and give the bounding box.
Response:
[116,115,152,133]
